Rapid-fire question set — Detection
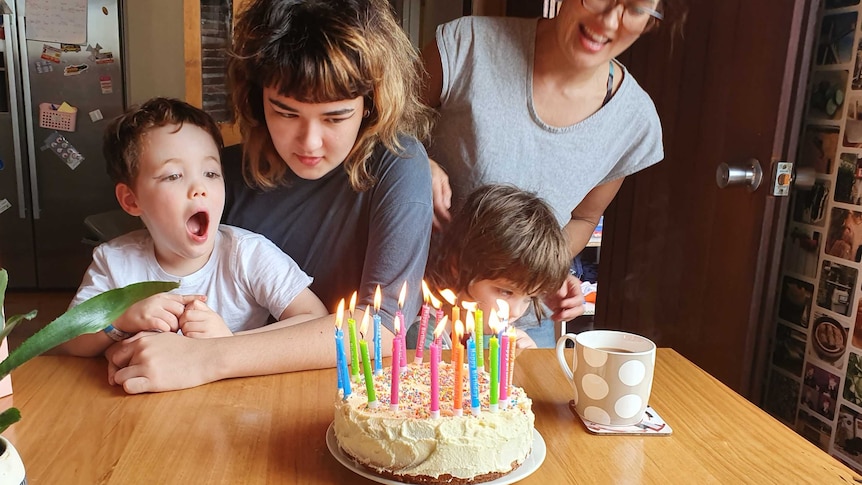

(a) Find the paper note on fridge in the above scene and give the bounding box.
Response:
[25,0,87,45]
[57,102,76,113]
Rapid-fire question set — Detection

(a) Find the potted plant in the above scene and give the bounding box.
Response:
[0,268,177,483]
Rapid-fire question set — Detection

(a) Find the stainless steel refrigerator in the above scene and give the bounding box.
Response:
[0,0,126,288]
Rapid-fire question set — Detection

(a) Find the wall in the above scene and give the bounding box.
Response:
[123,0,184,105]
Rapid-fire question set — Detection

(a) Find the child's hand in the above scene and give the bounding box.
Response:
[179,298,232,338]
[114,293,204,334]
[514,328,537,349]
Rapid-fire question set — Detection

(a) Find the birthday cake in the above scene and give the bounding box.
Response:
[333,361,535,484]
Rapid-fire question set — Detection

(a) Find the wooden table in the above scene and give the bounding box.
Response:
[1,349,857,484]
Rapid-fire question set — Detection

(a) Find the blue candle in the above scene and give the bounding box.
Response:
[373,285,383,375]
[335,327,351,399]
[467,335,480,415]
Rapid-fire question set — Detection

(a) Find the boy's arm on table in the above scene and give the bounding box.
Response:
[104,312,396,394]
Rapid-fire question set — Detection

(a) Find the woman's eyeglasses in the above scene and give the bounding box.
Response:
[581,0,664,33]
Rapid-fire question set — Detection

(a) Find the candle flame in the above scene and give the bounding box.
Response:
[488,309,500,333]
[433,315,448,339]
[508,326,517,338]
[374,285,382,312]
[439,289,456,306]
[460,300,477,311]
[466,311,475,335]
[398,281,407,308]
[349,291,357,317]
[455,319,464,339]
[495,299,509,321]
[421,280,431,303]
[428,291,442,309]
[359,306,371,337]
[335,298,345,330]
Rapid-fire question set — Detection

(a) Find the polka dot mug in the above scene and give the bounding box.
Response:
[555,330,656,426]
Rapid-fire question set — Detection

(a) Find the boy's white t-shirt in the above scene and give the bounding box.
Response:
[71,225,313,333]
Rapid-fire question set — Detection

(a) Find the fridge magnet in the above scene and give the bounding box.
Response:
[772,323,807,377]
[40,131,83,170]
[34,60,53,74]
[0,199,10,215]
[792,178,830,227]
[778,276,814,327]
[835,153,862,205]
[39,102,77,133]
[795,408,832,453]
[783,225,821,278]
[63,64,88,76]
[803,363,840,421]
[85,43,113,64]
[816,12,857,66]
[816,259,858,317]
[99,75,113,94]
[834,404,862,472]
[763,371,801,425]
[799,125,838,175]
[807,313,849,368]
[809,70,849,121]
[40,44,61,63]
[88,109,103,123]
[60,43,81,53]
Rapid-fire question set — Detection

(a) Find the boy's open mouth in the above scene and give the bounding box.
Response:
[187,211,210,237]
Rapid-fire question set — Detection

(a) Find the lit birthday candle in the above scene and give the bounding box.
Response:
[347,291,360,382]
[495,299,509,379]
[414,280,432,363]
[430,317,446,419]
[429,292,444,362]
[499,325,509,410]
[466,317,480,416]
[335,299,351,399]
[390,314,401,412]
[397,282,408,373]
[489,314,499,412]
[373,285,383,376]
[474,306,484,368]
[507,326,517,398]
[439,289,459,329]
[461,301,480,370]
[453,319,465,416]
[358,307,377,408]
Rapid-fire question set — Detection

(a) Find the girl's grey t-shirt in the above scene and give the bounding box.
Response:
[429,16,664,227]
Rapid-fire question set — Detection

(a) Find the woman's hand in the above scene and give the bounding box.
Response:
[429,158,452,231]
[545,274,586,322]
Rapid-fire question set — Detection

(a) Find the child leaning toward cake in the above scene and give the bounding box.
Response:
[407,184,570,349]
[59,97,328,358]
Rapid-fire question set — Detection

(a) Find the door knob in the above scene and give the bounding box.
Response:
[716,159,763,191]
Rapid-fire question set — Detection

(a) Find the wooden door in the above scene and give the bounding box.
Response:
[599,0,817,401]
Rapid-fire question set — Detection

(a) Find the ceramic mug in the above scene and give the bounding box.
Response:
[555,330,656,426]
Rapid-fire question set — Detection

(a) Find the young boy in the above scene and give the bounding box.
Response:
[409,184,571,349]
[62,98,328,357]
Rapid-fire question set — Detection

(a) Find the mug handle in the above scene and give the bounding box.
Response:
[555,333,578,383]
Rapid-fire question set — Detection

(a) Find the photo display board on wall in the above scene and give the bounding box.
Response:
[765,0,862,471]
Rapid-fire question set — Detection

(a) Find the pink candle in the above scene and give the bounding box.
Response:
[397,282,408,373]
[390,329,400,412]
[429,340,440,419]
[414,280,432,363]
[499,329,509,409]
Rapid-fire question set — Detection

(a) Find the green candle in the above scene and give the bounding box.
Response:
[360,340,377,406]
[347,317,360,382]
[489,333,498,410]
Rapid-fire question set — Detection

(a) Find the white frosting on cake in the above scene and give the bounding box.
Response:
[333,361,534,483]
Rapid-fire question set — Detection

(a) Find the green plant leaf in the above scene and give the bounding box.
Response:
[0,276,179,379]
[0,407,21,435]
[0,310,37,342]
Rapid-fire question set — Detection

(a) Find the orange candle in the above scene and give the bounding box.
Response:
[453,320,464,416]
